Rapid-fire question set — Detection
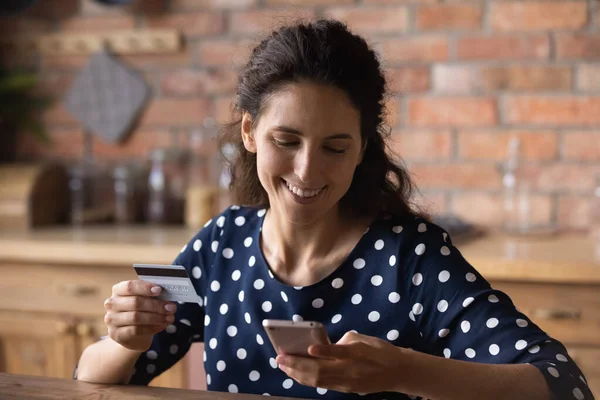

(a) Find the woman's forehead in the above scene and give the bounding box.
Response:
[259,82,360,132]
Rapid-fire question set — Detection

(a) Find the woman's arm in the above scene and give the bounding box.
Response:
[76,338,142,384]
[399,348,551,400]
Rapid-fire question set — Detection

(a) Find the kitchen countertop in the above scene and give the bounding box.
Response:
[0,226,598,284]
[0,373,292,400]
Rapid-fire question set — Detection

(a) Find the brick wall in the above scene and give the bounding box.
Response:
[3,0,599,230]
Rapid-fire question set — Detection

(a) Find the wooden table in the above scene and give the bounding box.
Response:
[0,373,292,400]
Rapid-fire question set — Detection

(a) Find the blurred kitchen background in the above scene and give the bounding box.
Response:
[0,0,598,397]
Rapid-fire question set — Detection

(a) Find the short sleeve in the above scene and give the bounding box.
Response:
[402,220,594,400]
[128,218,219,386]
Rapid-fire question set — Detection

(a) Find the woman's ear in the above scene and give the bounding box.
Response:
[241,112,257,153]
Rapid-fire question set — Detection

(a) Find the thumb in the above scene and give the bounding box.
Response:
[336,330,362,345]
[337,331,384,348]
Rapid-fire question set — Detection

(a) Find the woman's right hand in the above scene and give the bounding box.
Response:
[103,280,177,352]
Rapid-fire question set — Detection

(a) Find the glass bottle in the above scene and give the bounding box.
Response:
[214,142,235,213]
[185,121,218,229]
[591,175,600,241]
[113,164,142,224]
[147,148,187,224]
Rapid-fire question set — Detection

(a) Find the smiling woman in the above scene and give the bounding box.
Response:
[74,19,594,400]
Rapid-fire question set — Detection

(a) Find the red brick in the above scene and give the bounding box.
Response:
[563,131,600,161]
[38,72,74,98]
[383,97,400,127]
[453,193,553,228]
[388,130,452,160]
[416,4,483,31]
[556,34,600,60]
[457,35,550,60]
[527,164,600,192]
[491,2,587,32]
[161,70,237,96]
[457,130,558,161]
[380,36,449,63]
[558,196,592,231]
[171,0,257,9]
[213,96,238,125]
[267,0,352,5]
[410,163,501,190]
[413,191,448,216]
[121,50,193,70]
[230,9,316,35]
[60,16,136,33]
[0,17,50,36]
[408,97,497,127]
[479,66,572,91]
[43,103,78,126]
[81,0,166,15]
[324,7,409,35]
[432,65,477,94]
[17,128,83,160]
[94,130,181,159]
[197,39,256,67]
[140,98,210,126]
[41,48,193,70]
[386,67,430,94]
[16,127,188,161]
[364,0,437,3]
[147,12,225,38]
[504,96,600,126]
[577,64,600,92]
[41,55,91,70]
[24,0,79,19]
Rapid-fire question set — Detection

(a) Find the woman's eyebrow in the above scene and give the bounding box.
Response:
[271,125,354,140]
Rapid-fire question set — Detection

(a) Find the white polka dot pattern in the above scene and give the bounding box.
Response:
[127,209,590,400]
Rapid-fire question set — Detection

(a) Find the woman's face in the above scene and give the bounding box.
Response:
[241,81,364,225]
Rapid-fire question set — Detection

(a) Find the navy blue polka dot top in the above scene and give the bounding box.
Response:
[129,206,593,400]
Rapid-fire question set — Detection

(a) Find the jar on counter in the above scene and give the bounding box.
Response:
[147,148,188,225]
[185,126,217,229]
[591,175,600,241]
[69,164,113,225]
[113,163,145,224]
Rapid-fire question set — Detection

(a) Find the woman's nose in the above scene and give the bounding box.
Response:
[294,147,320,183]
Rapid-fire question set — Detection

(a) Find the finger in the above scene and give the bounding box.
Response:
[277,355,343,389]
[308,343,353,359]
[104,296,176,315]
[112,280,161,297]
[105,311,174,328]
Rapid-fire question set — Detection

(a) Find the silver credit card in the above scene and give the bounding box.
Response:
[133,263,201,304]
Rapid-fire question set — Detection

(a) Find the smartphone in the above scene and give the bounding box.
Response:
[262,319,331,356]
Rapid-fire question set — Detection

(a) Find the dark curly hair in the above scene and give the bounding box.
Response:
[219,18,422,220]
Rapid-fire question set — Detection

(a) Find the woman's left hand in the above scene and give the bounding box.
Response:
[276,331,409,395]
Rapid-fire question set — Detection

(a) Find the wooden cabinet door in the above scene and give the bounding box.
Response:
[0,310,78,379]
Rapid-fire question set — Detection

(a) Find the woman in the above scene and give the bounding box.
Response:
[75,19,593,400]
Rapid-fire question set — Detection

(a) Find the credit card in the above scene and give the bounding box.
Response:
[133,264,201,304]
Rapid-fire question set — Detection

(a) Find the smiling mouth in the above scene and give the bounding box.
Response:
[283,179,325,199]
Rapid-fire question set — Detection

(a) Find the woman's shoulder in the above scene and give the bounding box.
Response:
[368,212,451,255]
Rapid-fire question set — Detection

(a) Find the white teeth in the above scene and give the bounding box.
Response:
[285,182,322,198]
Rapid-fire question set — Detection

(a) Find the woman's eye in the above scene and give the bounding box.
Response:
[325,147,346,155]
[274,140,297,148]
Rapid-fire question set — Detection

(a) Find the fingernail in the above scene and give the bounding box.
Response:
[278,357,286,367]
[151,286,161,294]
[165,303,176,313]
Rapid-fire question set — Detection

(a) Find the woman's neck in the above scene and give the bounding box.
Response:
[260,205,370,285]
